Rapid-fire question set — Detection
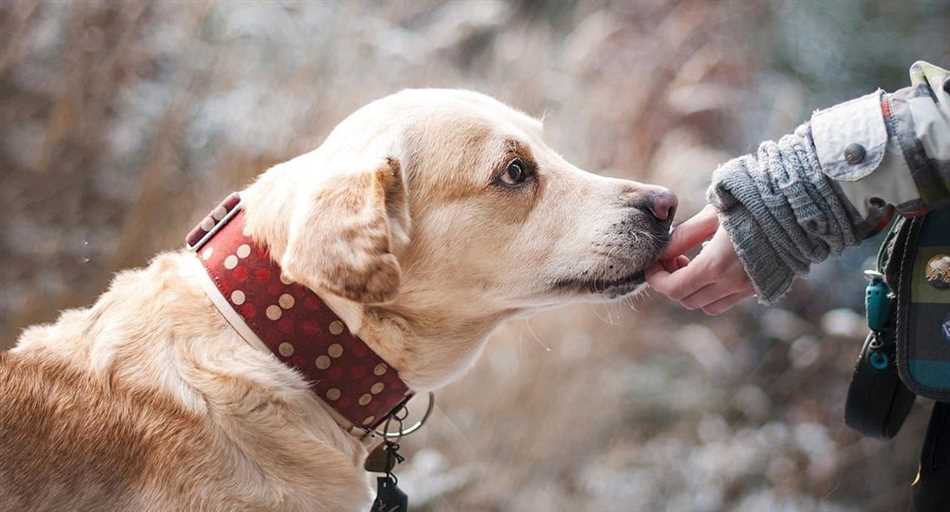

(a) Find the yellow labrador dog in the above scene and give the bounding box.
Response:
[0,89,676,511]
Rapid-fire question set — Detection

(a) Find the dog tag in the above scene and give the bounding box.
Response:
[371,476,408,512]
[364,443,397,474]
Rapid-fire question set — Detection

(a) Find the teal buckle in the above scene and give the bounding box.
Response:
[864,270,892,332]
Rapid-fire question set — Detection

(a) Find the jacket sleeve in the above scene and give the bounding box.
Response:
[706,61,950,304]
[812,61,950,217]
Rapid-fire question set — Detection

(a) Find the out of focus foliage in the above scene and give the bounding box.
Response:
[2,1,948,510]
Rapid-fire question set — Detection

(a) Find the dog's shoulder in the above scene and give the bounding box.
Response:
[0,350,212,510]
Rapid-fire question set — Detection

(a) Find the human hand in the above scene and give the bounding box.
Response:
[646,205,755,315]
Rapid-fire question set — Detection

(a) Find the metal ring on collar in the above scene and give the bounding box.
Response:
[375,392,435,439]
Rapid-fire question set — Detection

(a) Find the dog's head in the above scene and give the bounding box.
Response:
[254,89,674,306]
[244,89,674,380]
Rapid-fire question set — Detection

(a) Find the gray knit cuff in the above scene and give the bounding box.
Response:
[716,202,796,304]
[705,122,863,305]
[708,163,796,304]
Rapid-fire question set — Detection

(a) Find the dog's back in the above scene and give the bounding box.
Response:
[0,350,211,512]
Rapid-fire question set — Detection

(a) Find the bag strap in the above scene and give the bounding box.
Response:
[844,215,917,438]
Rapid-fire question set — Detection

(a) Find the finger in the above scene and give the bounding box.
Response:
[659,255,690,273]
[679,274,754,309]
[662,205,719,259]
[680,282,734,310]
[676,283,716,310]
[701,291,753,316]
[646,259,714,300]
[674,255,690,270]
[660,258,678,273]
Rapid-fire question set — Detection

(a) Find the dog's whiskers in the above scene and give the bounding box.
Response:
[523,318,552,352]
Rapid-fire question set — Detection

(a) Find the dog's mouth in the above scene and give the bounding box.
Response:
[551,229,669,299]
[551,270,647,298]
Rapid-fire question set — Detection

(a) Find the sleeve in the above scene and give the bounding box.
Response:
[811,61,950,217]
[706,61,950,305]
[706,124,865,304]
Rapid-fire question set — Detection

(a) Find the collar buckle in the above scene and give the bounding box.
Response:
[185,192,243,252]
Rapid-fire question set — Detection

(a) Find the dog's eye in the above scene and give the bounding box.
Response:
[499,159,530,187]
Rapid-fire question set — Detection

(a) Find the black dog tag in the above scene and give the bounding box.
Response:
[371,476,408,512]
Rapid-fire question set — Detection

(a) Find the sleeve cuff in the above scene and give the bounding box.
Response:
[811,90,888,183]
[707,159,797,305]
[810,90,923,218]
[717,205,796,305]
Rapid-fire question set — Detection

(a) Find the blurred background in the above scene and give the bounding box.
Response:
[2,0,949,510]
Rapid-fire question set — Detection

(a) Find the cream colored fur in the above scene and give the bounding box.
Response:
[1,89,673,511]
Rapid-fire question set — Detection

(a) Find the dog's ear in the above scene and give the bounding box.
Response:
[280,157,410,304]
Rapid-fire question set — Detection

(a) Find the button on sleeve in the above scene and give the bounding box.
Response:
[811,90,889,181]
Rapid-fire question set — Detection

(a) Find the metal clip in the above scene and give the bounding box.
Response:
[371,392,435,440]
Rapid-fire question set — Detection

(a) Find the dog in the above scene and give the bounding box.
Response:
[0,89,676,511]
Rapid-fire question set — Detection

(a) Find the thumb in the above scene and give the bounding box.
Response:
[662,204,719,258]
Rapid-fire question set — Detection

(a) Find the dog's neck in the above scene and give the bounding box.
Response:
[189,201,416,432]
[238,174,506,392]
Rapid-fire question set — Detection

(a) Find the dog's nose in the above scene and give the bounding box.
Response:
[626,186,677,223]
[645,188,677,222]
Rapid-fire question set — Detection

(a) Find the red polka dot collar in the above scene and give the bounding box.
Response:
[186,193,412,433]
